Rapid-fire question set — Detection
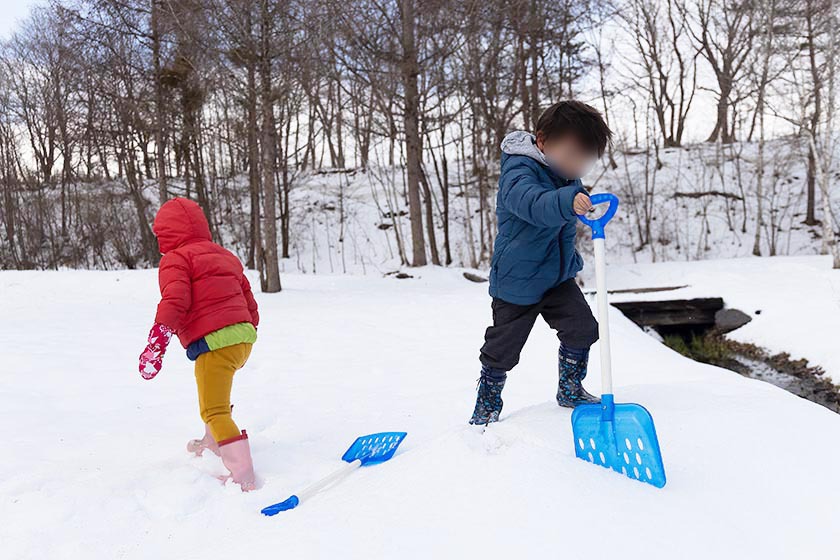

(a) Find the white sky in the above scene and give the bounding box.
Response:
[0,0,43,39]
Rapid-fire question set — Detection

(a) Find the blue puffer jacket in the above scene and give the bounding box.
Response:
[489,131,587,305]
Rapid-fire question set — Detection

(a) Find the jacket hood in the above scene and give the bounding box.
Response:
[501,130,580,181]
[500,131,549,166]
[153,197,212,254]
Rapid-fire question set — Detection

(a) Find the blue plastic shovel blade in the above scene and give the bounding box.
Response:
[571,395,666,488]
[341,432,407,465]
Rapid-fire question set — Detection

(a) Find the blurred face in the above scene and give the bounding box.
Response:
[536,134,598,180]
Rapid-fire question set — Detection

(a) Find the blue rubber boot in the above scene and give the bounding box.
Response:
[469,365,507,425]
[556,343,600,408]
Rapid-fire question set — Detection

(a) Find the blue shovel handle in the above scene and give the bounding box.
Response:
[577,193,620,239]
[261,495,300,516]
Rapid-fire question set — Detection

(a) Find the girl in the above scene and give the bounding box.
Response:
[138,197,260,491]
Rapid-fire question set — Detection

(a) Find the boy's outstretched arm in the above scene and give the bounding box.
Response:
[500,161,587,227]
[240,274,260,328]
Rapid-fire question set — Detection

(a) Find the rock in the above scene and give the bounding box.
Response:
[714,308,752,333]
[384,271,414,279]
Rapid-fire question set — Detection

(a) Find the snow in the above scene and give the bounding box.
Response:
[592,139,829,264]
[6,135,833,276]
[277,138,835,274]
[606,254,840,383]
[2,267,840,559]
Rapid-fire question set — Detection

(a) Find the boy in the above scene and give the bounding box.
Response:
[470,100,612,425]
[138,197,260,491]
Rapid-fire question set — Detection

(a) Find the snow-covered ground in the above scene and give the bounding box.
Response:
[607,255,840,384]
[2,266,839,558]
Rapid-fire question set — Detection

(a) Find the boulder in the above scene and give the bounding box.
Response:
[715,308,752,333]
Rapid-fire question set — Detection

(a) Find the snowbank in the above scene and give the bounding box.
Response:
[2,268,839,558]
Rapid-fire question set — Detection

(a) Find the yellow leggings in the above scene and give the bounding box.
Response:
[194,342,253,442]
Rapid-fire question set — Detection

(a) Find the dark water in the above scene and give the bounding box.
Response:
[727,353,840,413]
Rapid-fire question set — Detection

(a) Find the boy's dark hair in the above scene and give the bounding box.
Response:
[536,100,612,157]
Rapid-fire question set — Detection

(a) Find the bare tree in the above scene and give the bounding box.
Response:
[808,0,839,267]
[622,0,697,147]
[681,0,756,143]
[751,0,780,255]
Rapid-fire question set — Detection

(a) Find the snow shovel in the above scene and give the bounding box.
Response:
[572,193,666,488]
[261,431,407,515]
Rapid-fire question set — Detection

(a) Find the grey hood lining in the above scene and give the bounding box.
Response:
[500,131,549,167]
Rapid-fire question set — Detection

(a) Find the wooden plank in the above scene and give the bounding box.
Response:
[611,298,724,328]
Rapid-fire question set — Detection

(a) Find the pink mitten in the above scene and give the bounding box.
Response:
[139,323,173,380]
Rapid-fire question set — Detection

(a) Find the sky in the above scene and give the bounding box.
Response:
[0,0,43,39]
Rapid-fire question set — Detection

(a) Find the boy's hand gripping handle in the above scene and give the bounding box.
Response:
[577,193,619,240]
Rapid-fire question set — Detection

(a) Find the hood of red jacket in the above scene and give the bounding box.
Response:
[152,198,212,254]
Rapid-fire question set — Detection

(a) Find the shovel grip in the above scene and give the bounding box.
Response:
[261,495,299,516]
[577,193,619,239]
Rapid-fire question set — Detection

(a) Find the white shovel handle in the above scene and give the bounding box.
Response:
[593,237,613,395]
[577,193,619,396]
[261,459,362,514]
[297,459,362,503]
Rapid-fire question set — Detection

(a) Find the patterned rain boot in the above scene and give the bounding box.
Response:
[469,365,507,425]
[556,343,600,408]
[187,424,220,457]
[219,430,256,492]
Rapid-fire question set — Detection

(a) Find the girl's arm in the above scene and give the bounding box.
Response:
[139,253,190,380]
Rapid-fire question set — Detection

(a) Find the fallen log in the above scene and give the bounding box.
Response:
[583,285,690,296]
[674,191,743,201]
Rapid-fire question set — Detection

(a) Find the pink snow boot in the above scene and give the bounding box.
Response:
[218,431,256,492]
[187,424,220,457]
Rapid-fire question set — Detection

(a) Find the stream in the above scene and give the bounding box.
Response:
[613,298,840,414]
[726,352,840,413]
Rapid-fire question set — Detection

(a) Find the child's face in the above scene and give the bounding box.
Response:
[536,134,598,180]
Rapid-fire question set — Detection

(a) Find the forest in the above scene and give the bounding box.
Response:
[0,0,838,291]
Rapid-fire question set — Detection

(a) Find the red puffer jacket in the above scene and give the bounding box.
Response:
[152,198,259,348]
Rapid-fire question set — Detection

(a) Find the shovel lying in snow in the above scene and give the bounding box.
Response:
[261,432,407,515]
[572,194,666,488]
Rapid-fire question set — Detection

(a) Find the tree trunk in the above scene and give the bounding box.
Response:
[420,168,440,265]
[259,0,282,292]
[151,0,168,202]
[805,1,820,225]
[246,8,260,270]
[816,0,839,267]
[399,0,427,266]
[707,80,732,143]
